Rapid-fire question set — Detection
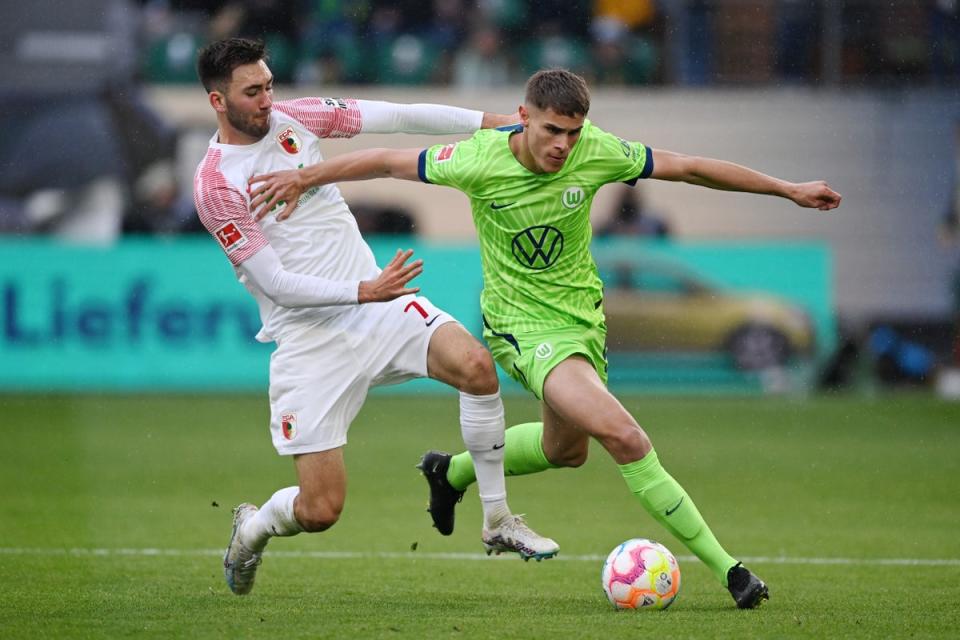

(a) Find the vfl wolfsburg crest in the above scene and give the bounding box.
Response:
[511,225,564,270]
[535,342,554,359]
[561,186,585,209]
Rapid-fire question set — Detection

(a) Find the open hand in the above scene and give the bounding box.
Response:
[249,170,306,222]
[790,181,842,211]
[358,249,423,303]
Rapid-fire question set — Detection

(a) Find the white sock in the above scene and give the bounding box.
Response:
[459,391,512,528]
[240,486,304,552]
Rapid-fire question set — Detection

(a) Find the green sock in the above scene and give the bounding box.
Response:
[619,449,738,586]
[447,422,559,491]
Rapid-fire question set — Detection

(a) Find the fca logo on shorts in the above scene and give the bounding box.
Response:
[511,225,564,270]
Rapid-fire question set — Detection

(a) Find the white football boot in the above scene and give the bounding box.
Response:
[223,503,262,595]
[482,515,559,561]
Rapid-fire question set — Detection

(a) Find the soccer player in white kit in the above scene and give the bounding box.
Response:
[193,38,558,596]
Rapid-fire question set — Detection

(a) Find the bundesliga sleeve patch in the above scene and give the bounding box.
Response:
[214,221,249,254]
[435,143,457,163]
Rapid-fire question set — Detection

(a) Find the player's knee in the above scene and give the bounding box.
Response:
[459,347,499,395]
[296,496,343,532]
[602,424,652,463]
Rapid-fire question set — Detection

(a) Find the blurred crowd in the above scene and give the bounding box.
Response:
[141,0,960,87]
[1,0,958,244]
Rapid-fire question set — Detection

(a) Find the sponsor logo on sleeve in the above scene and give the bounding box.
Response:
[323,97,349,110]
[214,222,248,254]
[435,143,457,163]
[276,126,301,154]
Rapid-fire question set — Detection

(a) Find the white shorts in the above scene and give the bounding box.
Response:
[268,294,455,455]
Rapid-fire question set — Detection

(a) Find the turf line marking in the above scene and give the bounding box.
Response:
[1,547,958,567]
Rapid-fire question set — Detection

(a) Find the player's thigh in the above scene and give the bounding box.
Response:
[426,321,496,392]
[367,294,455,385]
[269,326,369,456]
[294,447,347,524]
[542,355,639,442]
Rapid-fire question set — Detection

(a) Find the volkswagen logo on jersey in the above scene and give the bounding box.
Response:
[561,186,585,209]
[511,225,564,270]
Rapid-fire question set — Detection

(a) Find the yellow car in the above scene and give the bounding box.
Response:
[600,259,814,370]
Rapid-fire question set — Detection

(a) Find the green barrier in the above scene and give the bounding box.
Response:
[0,237,833,392]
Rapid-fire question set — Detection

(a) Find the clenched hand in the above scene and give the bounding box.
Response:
[789,181,842,211]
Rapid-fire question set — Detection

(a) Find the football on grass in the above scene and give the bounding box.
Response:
[601,538,681,610]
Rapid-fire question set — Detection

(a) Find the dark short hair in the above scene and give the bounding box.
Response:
[525,69,591,117]
[196,38,267,92]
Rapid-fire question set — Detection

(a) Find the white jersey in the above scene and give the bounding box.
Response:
[194,97,478,343]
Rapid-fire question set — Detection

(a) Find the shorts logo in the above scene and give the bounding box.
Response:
[281,413,297,440]
[404,300,442,326]
[435,144,457,162]
[214,222,248,254]
[511,225,564,270]
[535,342,554,359]
[561,186,585,210]
[276,127,301,154]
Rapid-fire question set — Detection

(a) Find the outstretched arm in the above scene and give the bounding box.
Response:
[250,148,422,221]
[650,149,841,211]
[276,98,516,139]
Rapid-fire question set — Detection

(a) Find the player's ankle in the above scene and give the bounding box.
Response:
[481,501,512,529]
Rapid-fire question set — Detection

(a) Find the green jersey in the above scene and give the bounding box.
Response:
[419,119,653,334]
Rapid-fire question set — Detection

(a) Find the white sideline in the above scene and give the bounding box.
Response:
[1,547,958,567]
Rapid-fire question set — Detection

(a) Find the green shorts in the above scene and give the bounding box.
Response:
[483,322,608,399]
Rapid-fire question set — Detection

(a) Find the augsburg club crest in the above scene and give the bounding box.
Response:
[276,127,301,154]
[511,225,564,270]
[281,413,297,440]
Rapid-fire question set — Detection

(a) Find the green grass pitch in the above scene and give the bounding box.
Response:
[1,393,958,638]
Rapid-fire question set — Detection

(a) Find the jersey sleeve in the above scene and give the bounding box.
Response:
[273,97,363,139]
[417,135,480,194]
[589,124,654,186]
[354,100,482,134]
[193,149,268,266]
[239,245,359,307]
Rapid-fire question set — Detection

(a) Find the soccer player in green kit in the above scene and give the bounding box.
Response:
[249,69,842,608]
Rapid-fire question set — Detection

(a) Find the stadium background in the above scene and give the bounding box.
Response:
[1,2,959,638]
[2,0,959,394]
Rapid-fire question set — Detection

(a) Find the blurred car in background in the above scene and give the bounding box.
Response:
[599,259,814,370]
